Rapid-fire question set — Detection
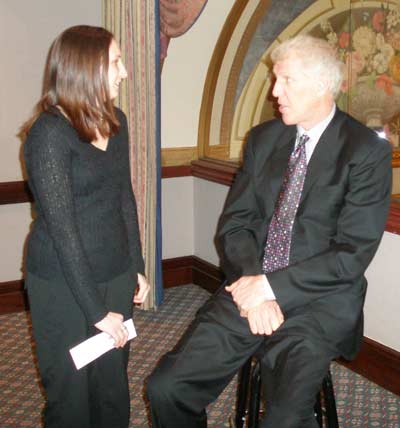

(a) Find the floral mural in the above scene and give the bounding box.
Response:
[312,2,400,148]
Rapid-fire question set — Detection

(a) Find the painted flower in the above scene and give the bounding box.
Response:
[340,78,352,93]
[387,31,400,51]
[320,20,333,33]
[340,52,365,92]
[386,8,400,29]
[372,36,394,75]
[366,60,374,74]
[375,74,393,96]
[380,42,395,61]
[372,10,385,32]
[389,55,400,83]
[339,32,350,49]
[353,26,376,58]
[326,31,338,46]
[376,33,386,50]
[372,52,390,74]
[323,6,400,107]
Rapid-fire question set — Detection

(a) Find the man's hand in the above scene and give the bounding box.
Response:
[225,275,269,313]
[247,300,284,335]
[225,275,284,335]
[134,273,150,304]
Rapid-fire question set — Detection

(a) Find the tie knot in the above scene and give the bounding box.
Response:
[298,134,309,147]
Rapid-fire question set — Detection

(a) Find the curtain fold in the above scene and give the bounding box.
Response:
[159,0,208,62]
[103,0,163,309]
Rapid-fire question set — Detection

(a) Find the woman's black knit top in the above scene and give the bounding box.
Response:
[24,107,145,325]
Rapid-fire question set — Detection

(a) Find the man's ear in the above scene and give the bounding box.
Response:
[316,78,329,96]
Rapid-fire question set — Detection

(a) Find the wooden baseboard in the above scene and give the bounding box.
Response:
[338,337,400,396]
[161,255,223,293]
[162,256,194,288]
[0,280,28,314]
[1,256,399,396]
[0,258,200,316]
[192,255,224,293]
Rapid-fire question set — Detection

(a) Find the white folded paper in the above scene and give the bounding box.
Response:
[69,318,137,370]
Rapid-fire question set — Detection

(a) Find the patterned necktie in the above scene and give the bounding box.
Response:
[262,134,309,273]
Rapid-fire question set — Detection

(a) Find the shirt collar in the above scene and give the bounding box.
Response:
[296,104,336,143]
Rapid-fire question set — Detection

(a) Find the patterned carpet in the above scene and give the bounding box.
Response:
[0,284,399,428]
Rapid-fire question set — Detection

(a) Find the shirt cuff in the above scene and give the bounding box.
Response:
[261,275,276,301]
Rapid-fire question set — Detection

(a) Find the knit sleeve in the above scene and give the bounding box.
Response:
[121,180,145,275]
[119,114,145,275]
[24,118,108,325]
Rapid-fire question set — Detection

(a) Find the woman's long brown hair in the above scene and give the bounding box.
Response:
[20,25,120,142]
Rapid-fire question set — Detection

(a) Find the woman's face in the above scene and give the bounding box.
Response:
[108,39,127,100]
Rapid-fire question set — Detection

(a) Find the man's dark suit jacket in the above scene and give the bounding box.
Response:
[217,108,392,360]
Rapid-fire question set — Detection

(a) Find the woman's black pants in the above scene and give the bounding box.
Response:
[27,268,136,428]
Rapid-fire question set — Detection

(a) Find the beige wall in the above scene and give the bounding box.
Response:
[161,0,235,149]
[0,0,101,281]
[0,203,31,282]
[1,0,101,181]
[364,232,400,351]
[162,177,194,259]
[193,178,228,265]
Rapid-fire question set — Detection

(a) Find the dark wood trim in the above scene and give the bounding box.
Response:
[0,280,28,314]
[0,257,218,314]
[162,256,193,288]
[192,159,400,235]
[1,256,399,395]
[393,150,400,168]
[2,164,399,237]
[386,200,400,235]
[0,259,197,314]
[191,158,238,186]
[161,165,192,179]
[0,167,195,206]
[338,337,400,396]
[162,255,223,293]
[192,255,224,293]
[0,181,32,205]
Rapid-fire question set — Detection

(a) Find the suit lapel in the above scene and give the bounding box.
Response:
[299,109,347,205]
[257,110,347,217]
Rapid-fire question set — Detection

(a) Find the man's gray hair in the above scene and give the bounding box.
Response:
[271,35,344,97]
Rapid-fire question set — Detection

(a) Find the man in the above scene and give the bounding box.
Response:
[147,35,392,427]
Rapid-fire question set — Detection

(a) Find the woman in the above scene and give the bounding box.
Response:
[21,25,150,428]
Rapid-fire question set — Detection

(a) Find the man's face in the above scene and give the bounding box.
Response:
[272,54,323,130]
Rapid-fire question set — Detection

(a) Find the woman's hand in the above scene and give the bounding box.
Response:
[134,273,150,304]
[95,311,128,348]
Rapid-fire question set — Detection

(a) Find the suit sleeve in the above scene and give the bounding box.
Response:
[268,140,392,313]
[217,130,265,282]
